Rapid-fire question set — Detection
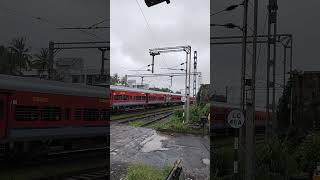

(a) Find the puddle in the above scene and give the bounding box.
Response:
[140,132,169,152]
[202,158,210,165]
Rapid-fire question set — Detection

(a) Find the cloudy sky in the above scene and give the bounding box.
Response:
[211,0,320,107]
[0,0,108,70]
[111,0,210,93]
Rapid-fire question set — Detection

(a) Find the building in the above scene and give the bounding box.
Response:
[292,71,320,131]
[55,57,85,83]
[22,57,109,86]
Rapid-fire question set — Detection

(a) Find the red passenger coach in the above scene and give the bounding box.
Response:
[110,85,184,111]
[210,101,267,134]
[0,75,110,155]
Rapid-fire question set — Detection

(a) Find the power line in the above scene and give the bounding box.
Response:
[134,0,169,69]
[0,2,106,41]
[211,1,244,16]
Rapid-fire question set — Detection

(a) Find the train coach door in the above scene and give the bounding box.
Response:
[0,94,7,138]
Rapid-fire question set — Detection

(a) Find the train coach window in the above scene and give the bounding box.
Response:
[74,108,82,120]
[83,108,99,121]
[100,109,109,121]
[41,107,62,121]
[15,105,39,121]
[0,100,4,119]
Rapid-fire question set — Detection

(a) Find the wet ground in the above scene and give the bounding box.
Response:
[110,124,210,180]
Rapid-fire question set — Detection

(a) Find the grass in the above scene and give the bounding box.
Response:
[154,104,209,134]
[125,163,171,180]
[154,116,190,133]
[128,120,145,127]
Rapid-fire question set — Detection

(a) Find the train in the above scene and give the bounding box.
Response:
[110,85,189,112]
[0,75,188,156]
[209,101,268,134]
[0,75,110,157]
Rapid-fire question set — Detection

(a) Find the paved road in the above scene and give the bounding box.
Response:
[110,124,210,180]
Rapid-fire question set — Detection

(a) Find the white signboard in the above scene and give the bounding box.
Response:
[181,96,186,102]
[227,109,244,128]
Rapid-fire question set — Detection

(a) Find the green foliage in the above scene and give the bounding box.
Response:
[295,131,320,174]
[156,104,209,132]
[0,37,33,75]
[211,147,233,179]
[173,108,184,119]
[256,137,299,179]
[190,103,209,124]
[155,115,188,132]
[110,73,120,85]
[32,48,49,77]
[196,84,210,105]
[277,77,293,129]
[8,37,32,73]
[126,163,170,180]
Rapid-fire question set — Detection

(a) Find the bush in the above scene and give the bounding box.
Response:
[173,108,184,120]
[211,147,233,178]
[256,136,299,179]
[295,131,320,174]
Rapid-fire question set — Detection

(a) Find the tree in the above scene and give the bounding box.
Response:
[32,48,49,77]
[110,73,120,85]
[8,37,32,74]
[196,84,210,105]
[0,46,12,74]
[277,74,296,131]
[120,75,128,86]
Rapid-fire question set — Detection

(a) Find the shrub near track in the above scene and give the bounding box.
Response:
[155,104,209,133]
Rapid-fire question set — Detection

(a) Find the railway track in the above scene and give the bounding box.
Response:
[1,148,108,180]
[111,106,179,121]
[115,108,175,127]
[0,146,108,168]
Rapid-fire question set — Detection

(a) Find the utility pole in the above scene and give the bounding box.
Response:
[239,0,248,179]
[187,47,192,123]
[99,48,107,81]
[47,41,109,81]
[225,86,228,102]
[141,76,144,85]
[48,41,54,80]
[185,51,189,123]
[289,38,293,126]
[150,52,160,73]
[245,0,258,179]
[193,51,198,97]
[149,46,191,123]
[266,0,278,134]
[283,46,287,87]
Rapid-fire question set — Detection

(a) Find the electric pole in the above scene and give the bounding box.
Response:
[193,51,198,98]
[239,0,248,179]
[266,0,278,134]
[245,0,258,179]
[48,41,54,80]
[149,46,192,123]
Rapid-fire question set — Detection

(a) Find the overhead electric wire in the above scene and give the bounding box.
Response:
[134,0,170,69]
[0,2,106,41]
